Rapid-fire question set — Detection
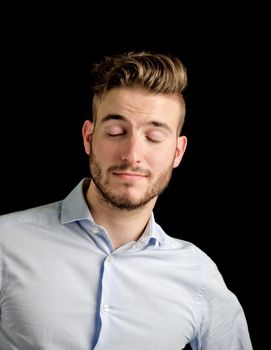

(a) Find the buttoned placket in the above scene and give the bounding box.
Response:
[93,229,115,349]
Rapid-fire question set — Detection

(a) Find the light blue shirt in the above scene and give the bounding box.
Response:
[0,178,252,349]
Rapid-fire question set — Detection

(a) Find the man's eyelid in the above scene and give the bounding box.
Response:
[147,120,173,134]
[147,124,172,135]
[147,128,168,138]
[147,136,164,143]
[105,124,125,133]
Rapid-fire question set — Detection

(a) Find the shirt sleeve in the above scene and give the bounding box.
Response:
[192,254,253,350]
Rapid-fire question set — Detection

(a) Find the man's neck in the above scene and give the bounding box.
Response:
[86,184,156,250]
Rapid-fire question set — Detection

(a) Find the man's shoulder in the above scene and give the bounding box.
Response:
[160,229,206,256]
[160,229,218,269]
[0,201,62,231]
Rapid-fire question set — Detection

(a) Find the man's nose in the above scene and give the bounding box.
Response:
[120,136,142,164]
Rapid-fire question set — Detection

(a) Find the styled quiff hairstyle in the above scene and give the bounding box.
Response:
[90,51,188,132]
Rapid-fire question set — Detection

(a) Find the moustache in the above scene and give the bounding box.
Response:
[108,165,151,177]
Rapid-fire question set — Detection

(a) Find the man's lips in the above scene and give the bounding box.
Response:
[113,171,148,179]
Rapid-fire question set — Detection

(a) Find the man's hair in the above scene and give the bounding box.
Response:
[90,50,188,132]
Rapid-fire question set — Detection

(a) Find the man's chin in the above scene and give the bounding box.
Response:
[112,195,142,208]
[105,193,150,210]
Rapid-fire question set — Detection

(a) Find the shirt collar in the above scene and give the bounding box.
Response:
[137,213,164,247]
[61,178,164,246]
[61,178,94,224]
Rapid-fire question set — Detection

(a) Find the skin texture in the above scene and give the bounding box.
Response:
[82,87,187,248]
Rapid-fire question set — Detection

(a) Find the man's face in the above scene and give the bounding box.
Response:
[83,88,187,210]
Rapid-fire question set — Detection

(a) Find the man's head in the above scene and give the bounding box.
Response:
[82,51,188,211]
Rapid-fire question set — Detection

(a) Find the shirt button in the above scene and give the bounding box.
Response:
[103,304,109,312]
[92,226,99,233]
[107,255,113,263]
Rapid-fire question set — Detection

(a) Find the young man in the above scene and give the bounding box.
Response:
[0,51,253,349]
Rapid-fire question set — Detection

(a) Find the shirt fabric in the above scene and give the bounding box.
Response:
[0,178,253,350]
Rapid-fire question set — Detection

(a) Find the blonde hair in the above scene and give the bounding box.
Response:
[91,51,188,132]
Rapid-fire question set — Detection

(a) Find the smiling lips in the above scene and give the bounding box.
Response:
[113,171,148,180]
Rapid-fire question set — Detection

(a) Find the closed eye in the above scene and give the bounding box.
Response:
[146,136,163,143]
[146,130,165,143]
[106,125,126,137]
[108,133,125,137]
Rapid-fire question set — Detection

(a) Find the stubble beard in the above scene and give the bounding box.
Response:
[89,151,174,211]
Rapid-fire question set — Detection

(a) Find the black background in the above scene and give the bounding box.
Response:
[1,7,266,348]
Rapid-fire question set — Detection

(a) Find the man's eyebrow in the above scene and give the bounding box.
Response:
[101,114,172,133]
[148,121,172,133]
[101,114,126,123]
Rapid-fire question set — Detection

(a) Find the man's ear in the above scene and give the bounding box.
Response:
[82,120,94,155]
[173,136,187,168]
